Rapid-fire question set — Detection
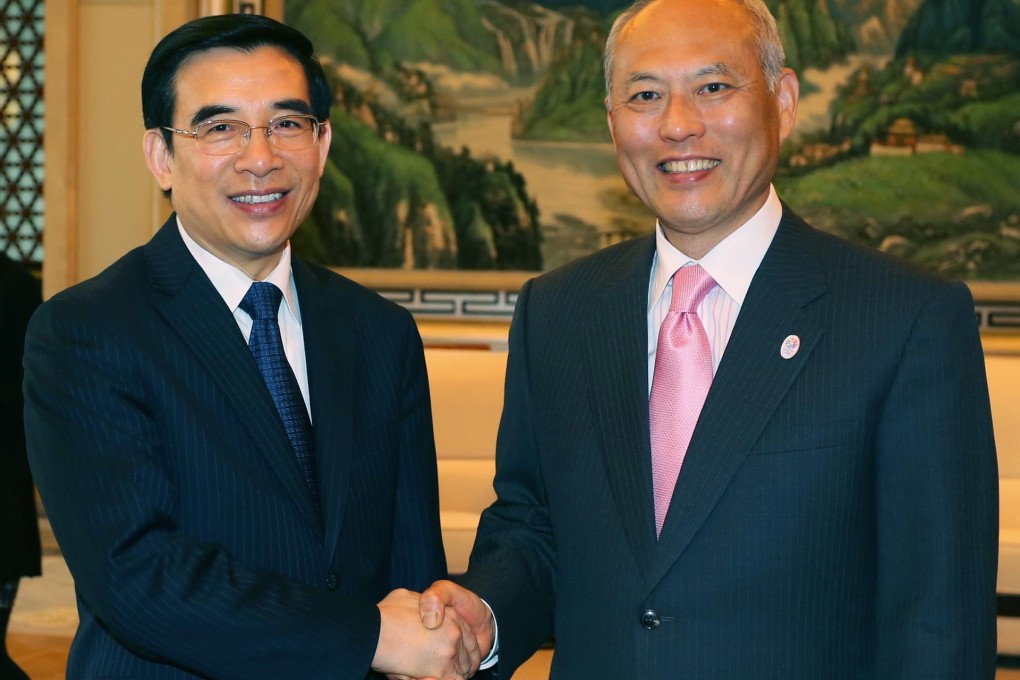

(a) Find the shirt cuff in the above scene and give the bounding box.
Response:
[478,597,499,669]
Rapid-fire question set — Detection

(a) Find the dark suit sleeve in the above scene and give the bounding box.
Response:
[23,296,381,680]
[874,280,998,677]
[388,318,447,590]
[457,280,556,676]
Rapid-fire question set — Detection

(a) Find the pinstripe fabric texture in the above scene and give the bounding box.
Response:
[460,207,999,679]
[23,216,446,680]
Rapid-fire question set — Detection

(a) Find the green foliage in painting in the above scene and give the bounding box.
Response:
[896,0,1020,57]
[776,150,1020,279]
[285,0,373,69]
[517,29,609,142]
[376,0,502,72]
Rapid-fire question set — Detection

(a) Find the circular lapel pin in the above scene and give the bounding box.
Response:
[780,334,800,360]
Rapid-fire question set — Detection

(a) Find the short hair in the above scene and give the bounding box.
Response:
[142,13,331,151]
[604,0,786,98]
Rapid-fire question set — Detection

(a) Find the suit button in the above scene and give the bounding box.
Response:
[325,573,339,591]
[640,609,661,630]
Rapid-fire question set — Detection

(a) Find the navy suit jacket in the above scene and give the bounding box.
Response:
[24,216,446,679]
[460,208,998,679]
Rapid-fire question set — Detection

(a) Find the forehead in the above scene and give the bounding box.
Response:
[612,0,760,83]
[173,46,309,113]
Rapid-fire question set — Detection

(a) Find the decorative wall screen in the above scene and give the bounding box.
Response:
[0,0,44,265]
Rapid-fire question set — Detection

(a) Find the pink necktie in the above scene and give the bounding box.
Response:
[650,264,716,537]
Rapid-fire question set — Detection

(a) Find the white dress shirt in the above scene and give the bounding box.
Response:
[647,185,782,391]
[177,219,312,419]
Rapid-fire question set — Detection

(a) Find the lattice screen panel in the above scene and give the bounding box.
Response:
[0,0,44,265]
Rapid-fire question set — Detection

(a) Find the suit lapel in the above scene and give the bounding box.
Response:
[144,217,321,532]
[294,260,356,562]
[645,211,830,594]
[583,236,658,578]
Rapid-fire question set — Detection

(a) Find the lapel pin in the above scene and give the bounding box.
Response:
[780,334,800,360]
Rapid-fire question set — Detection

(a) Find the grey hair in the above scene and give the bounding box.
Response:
[603,0,787,98]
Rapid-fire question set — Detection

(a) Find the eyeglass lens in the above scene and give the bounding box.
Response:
[196,115,320,155]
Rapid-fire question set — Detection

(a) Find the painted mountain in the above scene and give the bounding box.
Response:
[286,0,549,270]
[827,0,925,52]
[773,0,1020,280]
[896,0,1020,56]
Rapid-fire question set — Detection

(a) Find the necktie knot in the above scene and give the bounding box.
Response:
[670,264,716,314]
[240,282,283,321]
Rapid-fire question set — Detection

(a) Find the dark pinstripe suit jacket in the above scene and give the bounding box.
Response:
[461,208,998,679]
[23,216,446,679]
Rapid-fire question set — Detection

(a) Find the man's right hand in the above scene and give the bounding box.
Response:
[372,588,481,680]
[418,581,495,661]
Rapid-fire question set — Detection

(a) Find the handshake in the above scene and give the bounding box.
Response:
[371,580,495,680]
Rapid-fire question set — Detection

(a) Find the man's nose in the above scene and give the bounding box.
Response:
[659,94,705,142]
[234,126,280,174]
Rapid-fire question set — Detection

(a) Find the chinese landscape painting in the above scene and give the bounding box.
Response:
[285,0,1020,281]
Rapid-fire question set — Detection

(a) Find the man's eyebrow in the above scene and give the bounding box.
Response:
[623,71,664,87]
[190,105,235,127]
[188,100,315,127]
[272,99,314,116]
[622,62,734,87]
[693,62,734,79]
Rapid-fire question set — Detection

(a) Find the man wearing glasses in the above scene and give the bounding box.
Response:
[23,14,479,680]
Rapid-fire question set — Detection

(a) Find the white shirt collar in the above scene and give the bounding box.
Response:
[649,185,782,311]
[176,216,301,325]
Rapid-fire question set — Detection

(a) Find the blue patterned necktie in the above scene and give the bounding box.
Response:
[239,282,319,508]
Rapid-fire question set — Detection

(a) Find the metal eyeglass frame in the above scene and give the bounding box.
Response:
[162,114,327,155]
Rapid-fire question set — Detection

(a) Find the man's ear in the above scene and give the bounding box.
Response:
[316,119,332,177]
[776,68,800,143]
[605,95,617,146]
[143,129,173,192]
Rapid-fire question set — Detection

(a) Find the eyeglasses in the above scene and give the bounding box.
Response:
[163,114,326,156]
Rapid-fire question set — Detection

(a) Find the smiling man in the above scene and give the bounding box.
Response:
[419,0,999,677]
[23,14,480,680]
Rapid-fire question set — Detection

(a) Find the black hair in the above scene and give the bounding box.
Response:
[141,13,331,150]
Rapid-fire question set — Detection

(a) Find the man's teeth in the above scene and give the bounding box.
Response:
[232,192,283,204]
[659,159,720,173]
